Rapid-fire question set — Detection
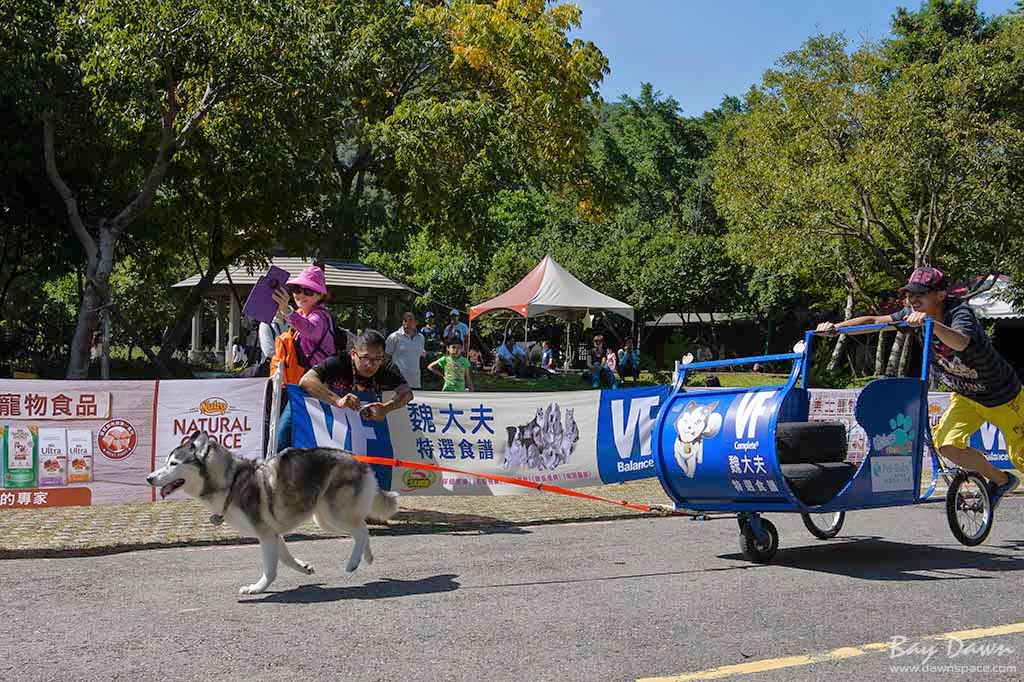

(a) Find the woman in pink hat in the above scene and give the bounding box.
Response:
[271,265,335,448]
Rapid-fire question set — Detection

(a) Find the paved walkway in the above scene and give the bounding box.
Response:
[0,479,677,558]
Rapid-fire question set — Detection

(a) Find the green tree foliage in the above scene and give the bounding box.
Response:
[714,2,1024,313]
[5,0,607,376]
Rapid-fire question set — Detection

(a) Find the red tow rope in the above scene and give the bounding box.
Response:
[352,455,673,514]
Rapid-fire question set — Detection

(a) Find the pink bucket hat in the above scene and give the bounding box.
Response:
[286,266,328,295]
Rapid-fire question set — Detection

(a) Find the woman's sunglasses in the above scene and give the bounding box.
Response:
[288,285,319,297]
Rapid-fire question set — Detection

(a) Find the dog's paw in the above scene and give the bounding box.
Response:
[363,549,374,565]
[297,560,315,575]
[239,583,266,595]
[345,560,360,573]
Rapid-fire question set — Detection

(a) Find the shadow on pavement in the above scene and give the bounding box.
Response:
[468,563,763,591]
[720,537,1024,580]
[244,573,461,603]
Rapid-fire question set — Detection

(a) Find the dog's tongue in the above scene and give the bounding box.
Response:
[160,480,184,498]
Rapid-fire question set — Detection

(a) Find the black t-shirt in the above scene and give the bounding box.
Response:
[312,352,408,400]
[891,299,1021,407]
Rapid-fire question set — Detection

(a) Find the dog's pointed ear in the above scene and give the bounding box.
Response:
[191,431,211,458]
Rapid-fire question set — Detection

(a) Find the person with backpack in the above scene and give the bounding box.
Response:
[270,266,335,449]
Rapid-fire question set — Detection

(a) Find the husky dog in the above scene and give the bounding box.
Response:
[146,431,400,595]
[673,401,721,479]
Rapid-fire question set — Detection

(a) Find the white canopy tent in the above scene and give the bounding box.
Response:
[468,255,634,323]
[969,275,1022,320]
[468,256,634,364]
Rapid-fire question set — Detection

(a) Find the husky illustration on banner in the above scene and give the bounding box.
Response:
[503,402,580,471]
[673,400,722,479]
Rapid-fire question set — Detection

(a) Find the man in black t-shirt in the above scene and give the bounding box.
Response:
[817,267,1022,507]
[298,330,413,421]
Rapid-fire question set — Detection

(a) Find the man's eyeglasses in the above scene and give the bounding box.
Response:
[288,285,318,297]
[354,353,384,365]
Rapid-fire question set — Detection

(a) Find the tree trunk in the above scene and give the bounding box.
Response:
[874,332,888,376]
[157,264,225,364]
[898,330,912,377]
[66,225,117,379]
[827,290,855,373]
[885,331,905,377]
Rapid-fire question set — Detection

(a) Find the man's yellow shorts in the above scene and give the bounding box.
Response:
[933,387,1024,472]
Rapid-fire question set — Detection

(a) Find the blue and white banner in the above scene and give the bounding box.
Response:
[290,385,667,495]
[288,383,1019,496]
[596,385,670,484]
[289,386,396,491]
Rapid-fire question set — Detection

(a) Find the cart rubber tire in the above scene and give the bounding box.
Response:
[776,422,848,465]
[946,473,993,546]
[738,518,779,563]
[781,462,857,506]
[801,511,845,539]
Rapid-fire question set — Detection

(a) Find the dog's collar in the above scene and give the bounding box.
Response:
[209,463,259,526]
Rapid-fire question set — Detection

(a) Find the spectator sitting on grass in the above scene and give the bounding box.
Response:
[541,340,558,371]
[589,335,618,389]
[494,337,527,376]
[617,340,641,382]
[467,345,484,370]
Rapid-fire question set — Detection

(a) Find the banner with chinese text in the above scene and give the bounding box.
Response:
[0,378,267,510]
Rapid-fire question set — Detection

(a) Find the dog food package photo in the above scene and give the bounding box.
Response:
[66,430,94,484]
[4,425,38,489]
[38,428,68,487]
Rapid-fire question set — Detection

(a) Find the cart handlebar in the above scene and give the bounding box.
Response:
[812,321,911,335]
[677,351,803,372]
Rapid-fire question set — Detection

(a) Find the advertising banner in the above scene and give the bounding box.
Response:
[0,380,156,507]
[808,389,1013,470]
[153,379,267,461]
[0,378,267,509]
[2,376,1014,510]
[292,387,605,495]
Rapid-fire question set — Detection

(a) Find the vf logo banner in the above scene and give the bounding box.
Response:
[597,386,670,483]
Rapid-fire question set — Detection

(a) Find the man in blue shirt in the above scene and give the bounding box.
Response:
[494,337,527,376]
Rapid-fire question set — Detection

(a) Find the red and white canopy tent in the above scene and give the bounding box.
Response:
[468,256,634,359]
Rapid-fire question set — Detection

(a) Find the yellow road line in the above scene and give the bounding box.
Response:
[638,621,1024,682]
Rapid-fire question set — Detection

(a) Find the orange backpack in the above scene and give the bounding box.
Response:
[270,314,334,385]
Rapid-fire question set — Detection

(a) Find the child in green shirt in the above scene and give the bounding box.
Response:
[428,336,475,391]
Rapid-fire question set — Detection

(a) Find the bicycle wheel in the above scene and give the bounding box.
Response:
[946,473,993,546]
[801,511,845,539]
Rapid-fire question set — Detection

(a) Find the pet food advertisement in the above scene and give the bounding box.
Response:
[808,389,1011,470]
[0,378,267,510]
[384,389,603,495]
[153,379,267,461]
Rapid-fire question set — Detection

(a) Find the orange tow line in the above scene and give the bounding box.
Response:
[352,455,678,515]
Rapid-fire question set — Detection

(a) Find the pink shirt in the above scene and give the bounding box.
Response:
[287,307,335,366]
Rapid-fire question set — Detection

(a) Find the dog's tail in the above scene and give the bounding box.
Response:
[371,489,400,520]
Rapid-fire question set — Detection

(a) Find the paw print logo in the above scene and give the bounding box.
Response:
[889,413,914,450]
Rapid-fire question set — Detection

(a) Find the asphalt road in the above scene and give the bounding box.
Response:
[5,500,1024,682]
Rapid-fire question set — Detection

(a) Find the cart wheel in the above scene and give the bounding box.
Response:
[801,511,845,539]
[946,473,993,546]
[738,517,779,563]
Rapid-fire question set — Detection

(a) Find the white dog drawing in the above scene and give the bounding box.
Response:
[673,400,722,479]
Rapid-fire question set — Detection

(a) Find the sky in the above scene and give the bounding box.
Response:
[571,0,1019,115]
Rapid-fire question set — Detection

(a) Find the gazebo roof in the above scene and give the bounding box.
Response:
[172,257,417,302]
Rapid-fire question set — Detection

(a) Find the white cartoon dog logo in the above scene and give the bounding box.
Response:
[673,400,722,479]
